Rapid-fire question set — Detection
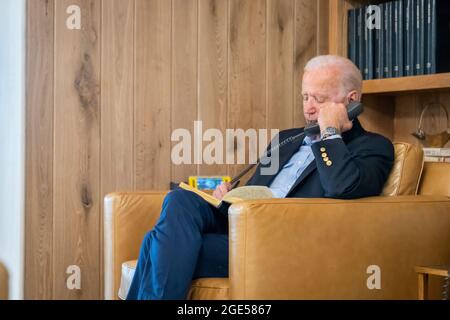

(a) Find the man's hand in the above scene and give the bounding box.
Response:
[212,182,231,200]
[317,102,353,134]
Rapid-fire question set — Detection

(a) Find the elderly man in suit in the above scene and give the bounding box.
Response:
[127,55,394,300]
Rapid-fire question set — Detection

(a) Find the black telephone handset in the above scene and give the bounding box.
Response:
[304,101,364,136]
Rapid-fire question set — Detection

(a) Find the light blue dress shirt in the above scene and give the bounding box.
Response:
[269,134,341,198]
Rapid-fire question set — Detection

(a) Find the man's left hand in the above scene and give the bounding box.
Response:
[317,102,353,134]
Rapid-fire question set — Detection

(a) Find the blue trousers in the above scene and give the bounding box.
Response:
[126,189,229,300]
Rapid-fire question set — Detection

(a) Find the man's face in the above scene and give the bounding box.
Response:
[301,68,344,125]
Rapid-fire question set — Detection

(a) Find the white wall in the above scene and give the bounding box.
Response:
[0,0,26,300]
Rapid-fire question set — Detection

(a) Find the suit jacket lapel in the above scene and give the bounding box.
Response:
[253,132,305,187]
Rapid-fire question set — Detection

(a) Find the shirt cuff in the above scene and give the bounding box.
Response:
[322,134,342,141]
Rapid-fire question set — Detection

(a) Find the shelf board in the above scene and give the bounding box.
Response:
[362,73,450,94]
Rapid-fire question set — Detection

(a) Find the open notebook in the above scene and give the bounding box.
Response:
[179,182,274,214]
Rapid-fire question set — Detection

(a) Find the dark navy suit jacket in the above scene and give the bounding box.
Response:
[246,118,395,199]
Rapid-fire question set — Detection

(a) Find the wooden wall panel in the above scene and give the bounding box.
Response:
[171,0,199,184]
[228,0,267,181]
[317,0,329,55]
[101,0,134,198]
[25,0,54,299]
[267,0,294,131]
[134,0,172,190]
[100,0,135,298]
[294,0,318,127]
[53,0,101,299]
[198,0,228,176]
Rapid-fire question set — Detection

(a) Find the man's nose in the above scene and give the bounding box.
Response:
[303,100,318,114]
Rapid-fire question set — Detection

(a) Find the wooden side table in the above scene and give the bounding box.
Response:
[414,265,450,300]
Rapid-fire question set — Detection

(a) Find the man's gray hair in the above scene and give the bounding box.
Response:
[304,55,363,99]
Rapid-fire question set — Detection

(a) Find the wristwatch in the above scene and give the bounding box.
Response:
[321,127,341,140]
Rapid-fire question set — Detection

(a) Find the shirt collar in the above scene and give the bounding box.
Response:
[302,134,320,146]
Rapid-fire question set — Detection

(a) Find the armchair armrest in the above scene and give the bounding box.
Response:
[228,195,450,299]
[104,191,168,299]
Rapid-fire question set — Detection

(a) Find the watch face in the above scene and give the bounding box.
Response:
[326,127,338,135]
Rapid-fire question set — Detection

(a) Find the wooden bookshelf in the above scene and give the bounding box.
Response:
[363,73,450,94]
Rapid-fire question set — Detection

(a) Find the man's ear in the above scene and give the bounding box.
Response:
[347,90,359,103]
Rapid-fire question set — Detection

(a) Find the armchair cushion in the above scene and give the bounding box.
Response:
[381,142,424,196]
[418,162,450,196]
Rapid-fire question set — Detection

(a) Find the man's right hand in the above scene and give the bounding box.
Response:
[212,182,232,200]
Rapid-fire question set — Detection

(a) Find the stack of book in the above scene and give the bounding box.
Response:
[347,0,450,80]
[423,147,450,162]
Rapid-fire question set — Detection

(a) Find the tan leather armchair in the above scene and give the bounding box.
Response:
[0,262,8,300]
[104,142,450,299]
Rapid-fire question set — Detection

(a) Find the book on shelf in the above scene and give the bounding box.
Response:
[364,4,375,80]
[424,156,450,162]
[415,0,425,75]
[357,6,365,77]
[422,148,450,157]
[384,1,393,78]
[425,0,433,74]
[375,3,384,78]
[178,182,274,214]
[348,9,358,69]
[394,0,404,77]
[404,0,414,76]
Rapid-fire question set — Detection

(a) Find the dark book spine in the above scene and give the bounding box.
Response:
[348,9,358,66]
[377,3,385,78]
[429,0,437,73]
[364,6,368,80]
[357,7,365,76]
[384,2,392,78]
[393,1,398,77]
[394,1,404,77]
[368,8,374,80]
[364,6,374,79]
[404,0,414,76]
[415,0,425,75]
[425,0,433,74]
